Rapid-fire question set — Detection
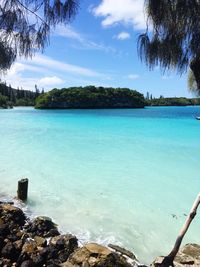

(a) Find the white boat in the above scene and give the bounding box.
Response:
[196,117,200,120]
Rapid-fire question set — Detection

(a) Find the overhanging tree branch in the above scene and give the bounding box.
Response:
[0,0,79,71]
[15,0,50,29]
[139,1,200,93]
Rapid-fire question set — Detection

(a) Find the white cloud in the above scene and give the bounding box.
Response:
[2,73,40,91]
[1,62,41,90]
[55,25,115,53]
[116,32,130,40]
[7,62,47,76]
[54,25,83,42]
[92,0,146,30]
[22,54,102,77]
[39,76,64,86]
[128,74,140,80]
[1,54,106,90]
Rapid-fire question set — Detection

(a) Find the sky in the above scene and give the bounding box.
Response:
[1,0,193,97]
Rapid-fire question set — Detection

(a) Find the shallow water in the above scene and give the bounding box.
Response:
[0,106,200,263]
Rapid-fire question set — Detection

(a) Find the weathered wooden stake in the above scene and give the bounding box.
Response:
[17,178,28,201]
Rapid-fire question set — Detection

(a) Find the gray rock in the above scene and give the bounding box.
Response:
[151,244,200,267]
[175,244,200,267]
[50,234,78,250]
[25,216,59,238]
[0,204,26,226]
[1,241,20,262]
[20,260,36,267]
[61,243,133,267]
[22,240,37,254]
[108,243,137,260]
[34,236,47,247]
[49,234,78,263]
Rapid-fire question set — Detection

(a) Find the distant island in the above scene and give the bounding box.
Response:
[1,82,200,109]
[35,86,146,109]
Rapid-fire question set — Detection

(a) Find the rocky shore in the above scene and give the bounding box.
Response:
[0,201,199,267]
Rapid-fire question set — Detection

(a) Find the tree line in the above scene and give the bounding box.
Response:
[147,97,200,107]
[35,86,146,109]
[1,84,200,109]
[0,82,43,108]
[145,92,200,106]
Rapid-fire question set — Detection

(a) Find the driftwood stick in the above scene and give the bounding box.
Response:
[160,193,200,267]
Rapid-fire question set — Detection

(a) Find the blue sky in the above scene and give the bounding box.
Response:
[2,0,193,97]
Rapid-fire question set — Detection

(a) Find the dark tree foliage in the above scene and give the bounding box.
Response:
[0,93,8,108]
[0,81,40,107]
[138,0,200,92]
[0,0,79,70]
[0,42,16,71]
[147,97,200,106]
[35,86,146,109]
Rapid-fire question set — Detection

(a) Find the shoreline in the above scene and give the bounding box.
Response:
[0,199,139,267]
[0,198,199,267]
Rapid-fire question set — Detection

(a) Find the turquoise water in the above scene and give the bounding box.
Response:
[0,106,200,263]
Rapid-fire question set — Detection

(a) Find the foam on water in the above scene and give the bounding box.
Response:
[0,106,200,264]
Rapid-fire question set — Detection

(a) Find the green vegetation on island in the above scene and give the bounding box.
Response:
[0,93,10,109]
[1,82,200,109]
[35,86,146,109]
[0,82,42,108]
[147,97,200,106]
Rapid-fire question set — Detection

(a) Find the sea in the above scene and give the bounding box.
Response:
[0,106,200,264]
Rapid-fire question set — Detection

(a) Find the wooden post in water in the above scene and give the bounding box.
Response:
[17,178,28,201]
